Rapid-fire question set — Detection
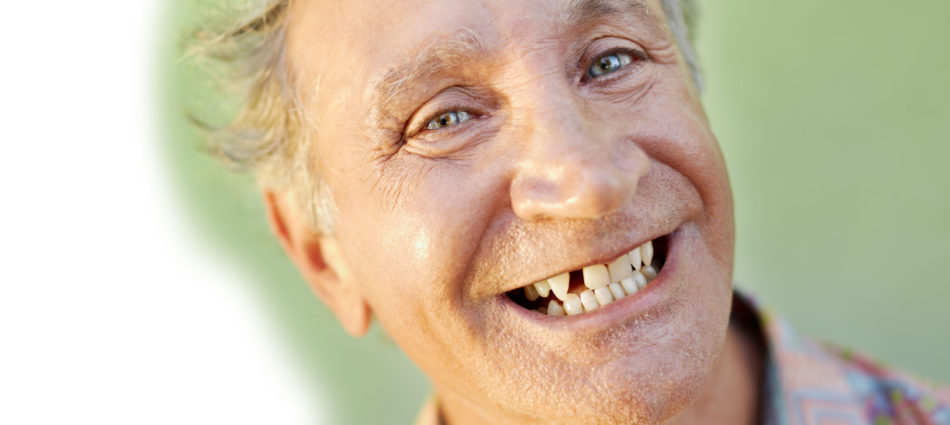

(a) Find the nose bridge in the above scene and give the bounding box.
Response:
[509,77,648,220]
[529,85,597,158]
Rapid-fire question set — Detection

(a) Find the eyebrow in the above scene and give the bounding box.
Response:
[365,28,488,128]
[364,0,657,128]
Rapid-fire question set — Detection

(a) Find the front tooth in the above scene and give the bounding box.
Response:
[536,306,547,314]
[607,255,633,282]
[642,265,658,281]
[548,273,570,300]
[583,264,610,289]
[632,270,648,289]
[547,300,565,316]
[580,290,599,312]
[609,282,626,300]
[628,247,642,271]
[594,287,614,306]
[533,280,551,298]
[621,277,639,295]
[641,240,653,267]
[563,294,583,316]
[524,284,540,301]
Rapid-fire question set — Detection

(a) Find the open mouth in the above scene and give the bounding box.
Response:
[506,235,669,317]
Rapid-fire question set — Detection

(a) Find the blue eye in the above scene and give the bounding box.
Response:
[587,52,633,78]
[426,110,471,130]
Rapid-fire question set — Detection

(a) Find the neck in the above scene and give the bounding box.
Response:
[665,322,764,425]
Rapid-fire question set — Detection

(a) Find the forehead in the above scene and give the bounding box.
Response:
[285,0,667,110]
[288,0,660,52]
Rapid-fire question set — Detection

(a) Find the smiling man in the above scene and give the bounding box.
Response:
[192,0,950,424]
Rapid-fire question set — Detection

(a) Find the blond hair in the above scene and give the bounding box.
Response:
[187,0,699,233]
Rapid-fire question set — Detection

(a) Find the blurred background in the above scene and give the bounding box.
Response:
[161,0,950,423]
[4,0,940,424]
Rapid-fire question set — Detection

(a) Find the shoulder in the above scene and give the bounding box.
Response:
[824,342,950,425]
[736,291,950,425]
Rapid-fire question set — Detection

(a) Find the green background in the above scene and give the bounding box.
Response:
[161,1,950,423]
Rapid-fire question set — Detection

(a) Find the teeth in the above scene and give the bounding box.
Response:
[524,284,540,301]
[628,247,642,271]
[582,264,610,290]
[642,265,657,281]
[632,270,648,289]
[621,276,639,295]
[580,289,599,312]
[520,237,661,318]
[641,240,653,267]
[607,255,633,282]
[548,272,570,300]
[533,280,551,298]
[594,287,614,306]
[563,294,583,316]
[609,282,626,300]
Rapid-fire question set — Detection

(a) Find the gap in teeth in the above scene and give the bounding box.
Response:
[512,236,667,316]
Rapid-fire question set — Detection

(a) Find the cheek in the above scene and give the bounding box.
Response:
[332,154,506,329]
[620,81,734,257]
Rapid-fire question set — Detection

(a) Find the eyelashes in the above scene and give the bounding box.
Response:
[588,51,633,78]
[425,110,472,131]
[581,47,648,83]
[406,44,648,140]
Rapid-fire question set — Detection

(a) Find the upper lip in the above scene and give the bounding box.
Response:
[499,231,669,295]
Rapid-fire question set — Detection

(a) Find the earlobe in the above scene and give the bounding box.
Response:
[318,237,372,337]
[262,189,372,337]
[336,285,372,337]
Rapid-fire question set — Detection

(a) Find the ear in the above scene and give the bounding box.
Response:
[262,189,371,337]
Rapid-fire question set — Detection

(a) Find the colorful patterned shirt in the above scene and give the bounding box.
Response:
[749,293,950,425]
[414,292,950,425]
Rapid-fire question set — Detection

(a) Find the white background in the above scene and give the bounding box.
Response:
[0,2,319,423]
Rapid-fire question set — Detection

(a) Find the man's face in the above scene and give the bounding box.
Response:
[286,0,734,423]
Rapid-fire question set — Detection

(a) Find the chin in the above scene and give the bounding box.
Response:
[523,309,727,425]
[477,286,731,422]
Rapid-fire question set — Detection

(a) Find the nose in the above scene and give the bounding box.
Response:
[509,90,649,220]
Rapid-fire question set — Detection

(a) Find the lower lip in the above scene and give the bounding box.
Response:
[501,229,682,331]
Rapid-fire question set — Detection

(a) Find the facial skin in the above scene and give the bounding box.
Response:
[269,0,741,423]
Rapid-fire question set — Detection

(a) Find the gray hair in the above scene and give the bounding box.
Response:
[188,0,700,233]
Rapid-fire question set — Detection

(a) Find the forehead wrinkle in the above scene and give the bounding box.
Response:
[568,0,651,20]
[565,0,660,32]
[364,28,489,128]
